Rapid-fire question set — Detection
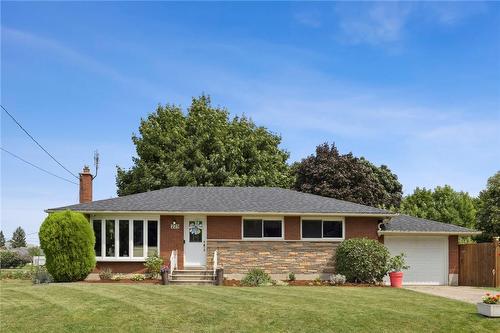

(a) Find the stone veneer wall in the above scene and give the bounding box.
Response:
[207,240,339,279]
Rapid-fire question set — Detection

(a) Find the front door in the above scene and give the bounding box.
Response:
[184,216,207,267]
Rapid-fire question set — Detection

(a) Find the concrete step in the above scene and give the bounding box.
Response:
[169,279,215,286]
[172,270,214,275]
[171,274,215,281]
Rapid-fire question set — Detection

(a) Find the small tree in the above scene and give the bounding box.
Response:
[0,231,5,248]
[11,227,27,248]
[39,211,96,282]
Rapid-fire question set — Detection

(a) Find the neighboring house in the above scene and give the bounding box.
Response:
[46,167,480,285]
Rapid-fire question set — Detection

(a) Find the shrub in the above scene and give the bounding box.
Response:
[271,280,289,286]
[144,253,163,279]
[241,268,272,286]
[288,272,296,281]
[388,253,410,272]
[111,274,123,281]
[99,268,113,280]
[335,238,390,283]
[32,266,53,284]
[330,274,346,285]
[131,274,145,281]
[39,210,96,282]
[0,268,33,280]
[0,249,31,268]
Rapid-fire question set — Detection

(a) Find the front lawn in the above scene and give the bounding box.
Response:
[1,281,497,332]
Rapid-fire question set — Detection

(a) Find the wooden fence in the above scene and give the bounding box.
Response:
[459,238,500,288]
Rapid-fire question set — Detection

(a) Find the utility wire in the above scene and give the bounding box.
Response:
[1,105,79,179]
[0,147,78,185]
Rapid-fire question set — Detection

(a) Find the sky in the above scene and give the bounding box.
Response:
[1,2,499,245]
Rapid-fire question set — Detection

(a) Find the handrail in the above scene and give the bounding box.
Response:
[170,250,177,276]
[213,250,218,276]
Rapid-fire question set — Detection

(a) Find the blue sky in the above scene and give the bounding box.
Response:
[1,2,499,244]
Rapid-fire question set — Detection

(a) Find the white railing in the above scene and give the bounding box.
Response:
[213,250,218,276]
[170,250,178,276]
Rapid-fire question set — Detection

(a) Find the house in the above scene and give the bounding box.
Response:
[46,167,480,285]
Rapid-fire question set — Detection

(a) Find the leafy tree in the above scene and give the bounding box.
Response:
[11,227,27,248]
[39,211,95,282]
[293,143,402,208]
[116,95,292,196]
[399,185,476,229]
[0,231,5,248]
[475,171,500,242]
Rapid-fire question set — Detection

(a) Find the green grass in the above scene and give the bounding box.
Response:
[1,281,498,333]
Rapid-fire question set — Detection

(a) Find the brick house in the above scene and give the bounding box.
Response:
[46,167,479,285]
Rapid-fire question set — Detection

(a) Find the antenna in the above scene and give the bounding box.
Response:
[92,150,100,180]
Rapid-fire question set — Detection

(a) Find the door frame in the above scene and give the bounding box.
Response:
[183,215,207,267]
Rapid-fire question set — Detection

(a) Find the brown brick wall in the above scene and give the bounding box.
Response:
[207,216,242,239]
[160,215,184,269]
[448,235,459,274]
[345,216,381,240]
[284,216,300,240]
[93,262,145,274]
[207,240,338,275]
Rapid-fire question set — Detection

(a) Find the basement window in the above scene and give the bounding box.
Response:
[242,218,283,239]
[91,218,159,261]
[301,218,344,240]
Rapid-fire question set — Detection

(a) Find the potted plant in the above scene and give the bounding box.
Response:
[477,293,500,317]
[387,253,409,288]
[160,265,170,285]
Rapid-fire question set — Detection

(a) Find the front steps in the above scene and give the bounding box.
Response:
[169,269,215,285]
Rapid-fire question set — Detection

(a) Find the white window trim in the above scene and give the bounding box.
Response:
[241,216,284,240]
[91,215,160,262]
[300,217,345,241]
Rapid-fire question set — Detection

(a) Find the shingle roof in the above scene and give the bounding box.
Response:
[47,186,392,215]
[382,214,480,234]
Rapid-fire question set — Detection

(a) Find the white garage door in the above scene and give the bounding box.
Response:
[384,236,448,285]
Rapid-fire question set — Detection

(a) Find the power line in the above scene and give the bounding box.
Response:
[1,147,78,185]
[1,104,79,179]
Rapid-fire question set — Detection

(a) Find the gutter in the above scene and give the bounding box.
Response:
[377,230,482,236]
[44,209,397,218]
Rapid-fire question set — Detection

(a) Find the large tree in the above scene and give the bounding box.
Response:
[475,171,500,242]
[0,231,5,248]
[399,185,476,229]
[11,227,27,248]
[293,143,402,208]
[116,95,292,195]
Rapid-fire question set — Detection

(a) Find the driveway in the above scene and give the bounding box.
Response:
[405,286,498,304]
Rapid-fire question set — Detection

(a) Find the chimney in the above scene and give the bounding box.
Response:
[79,166,93,203]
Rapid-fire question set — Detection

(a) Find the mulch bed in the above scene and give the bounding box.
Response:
[83,279,161,284]
[223,279,385,287]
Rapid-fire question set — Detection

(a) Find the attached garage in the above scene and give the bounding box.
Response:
[380,215,481,286]
[385,236,448,285]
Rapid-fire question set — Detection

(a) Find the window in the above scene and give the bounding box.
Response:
[105,220,115,256]
[91,218,159,260]
[119,220,129,257]
[133,220,144,257]
[93,220,102,256]
[243,219,283,239]
[302,219,344,240]
[147,220,158,256]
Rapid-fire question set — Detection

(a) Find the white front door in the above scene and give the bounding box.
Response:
[184,216,207,267]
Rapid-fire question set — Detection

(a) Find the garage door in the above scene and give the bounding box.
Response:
[384,236,448,285]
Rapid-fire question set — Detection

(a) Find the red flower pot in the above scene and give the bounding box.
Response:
[389,271,403,288]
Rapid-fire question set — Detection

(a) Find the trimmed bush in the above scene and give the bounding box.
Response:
[0,249,31,268]
[241,268,272,286]
[335,238,390,283]
[39,210,96,282]
[144,253,163,279]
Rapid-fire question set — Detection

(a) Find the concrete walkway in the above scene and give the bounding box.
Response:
[405,286,499,304]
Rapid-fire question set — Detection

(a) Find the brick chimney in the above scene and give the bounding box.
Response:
[79,166,93,203]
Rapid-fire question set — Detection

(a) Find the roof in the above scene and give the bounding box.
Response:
[381,214,480,235]
[47,186,393,215]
